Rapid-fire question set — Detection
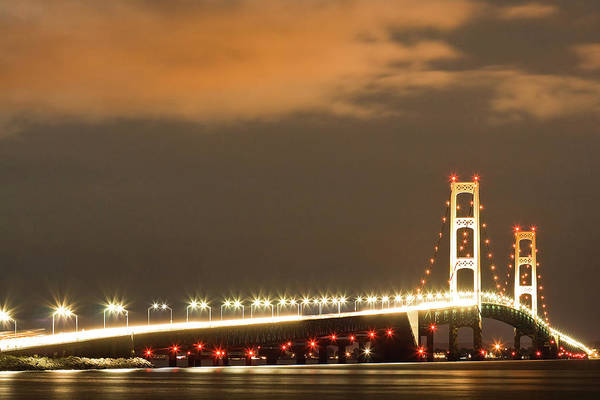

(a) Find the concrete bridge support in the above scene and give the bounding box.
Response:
[448,318,482,361]
[168,352,177,367]
[318,342,328,364]
[337,342,347,364]
[448,323,459,361]
[265,349,279,365]
[357,339,367,363]
[514,329,522,353]
[187,353,196,367]
[423,330,434,362]
[293,344,306,365]
[472,319,483,360]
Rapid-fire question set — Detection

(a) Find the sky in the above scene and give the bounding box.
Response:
[0,0,599,344]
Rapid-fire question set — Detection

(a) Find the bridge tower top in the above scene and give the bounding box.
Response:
[449,178,481,307]
[514,228,537,315]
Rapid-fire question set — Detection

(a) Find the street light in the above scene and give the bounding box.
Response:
[250,298,273,318]
[104,303,128,328]
[354,296,363,311]
[232,299,245,319]
[264,299,274,318]
[394,294,403,306]
[301,298,311,315]
[250,298,260,318]
[367,296,377,309]
[289,299,300,316]
[147,302,172,325]
[277,298,287,317]
[200,301,212,321]
[221,299,232,320]
[52,305,77,335]
[0,309,16,336]
[381,295,390,309]
[276,298,300,317]
[335,297,346,314]
[186,300,198,322]
[319,297,328,315]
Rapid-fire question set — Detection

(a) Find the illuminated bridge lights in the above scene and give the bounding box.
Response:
[0,290,592,356]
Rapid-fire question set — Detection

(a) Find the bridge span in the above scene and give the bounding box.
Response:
[0,177,595,365]
[0,292,592,365]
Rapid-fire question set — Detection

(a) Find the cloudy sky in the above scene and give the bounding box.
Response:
[0,1,599,343]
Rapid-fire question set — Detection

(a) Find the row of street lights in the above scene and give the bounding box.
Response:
[1,294,441,336]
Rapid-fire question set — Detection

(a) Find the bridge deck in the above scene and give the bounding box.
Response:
[0,293,592,357]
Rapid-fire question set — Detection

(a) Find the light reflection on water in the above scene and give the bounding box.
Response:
[0,360,598,400]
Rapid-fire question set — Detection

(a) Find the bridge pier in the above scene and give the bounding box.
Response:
[318,342,328,364]
[293,344,306,365]
[337,342,347,364]
[168,352,177,367]
[245,354,253,366]
[448,323,458,361]
[261,348,279,365]
[357,339,367,363]
[187,352,196,367]
[425,329,434,362]
[472,319,483,360]
[418,326,435,361]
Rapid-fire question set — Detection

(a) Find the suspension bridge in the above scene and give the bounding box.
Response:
[0,177,595,366]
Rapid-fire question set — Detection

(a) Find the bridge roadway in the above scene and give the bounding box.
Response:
[0,293,592,364]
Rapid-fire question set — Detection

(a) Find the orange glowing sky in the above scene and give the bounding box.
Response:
[1,0,599,133]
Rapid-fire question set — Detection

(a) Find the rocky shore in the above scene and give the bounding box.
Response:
[0,355,152,371]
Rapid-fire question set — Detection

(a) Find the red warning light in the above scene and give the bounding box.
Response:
[386,329,393,337]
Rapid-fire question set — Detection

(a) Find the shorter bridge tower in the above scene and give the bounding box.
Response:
[514,229,537,314]
[513,227,541,355]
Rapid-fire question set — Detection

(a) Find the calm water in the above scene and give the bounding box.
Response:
[0,360,598,400]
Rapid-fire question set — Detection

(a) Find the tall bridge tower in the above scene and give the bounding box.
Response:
[514,229,537,314]
[448,177,482,359]
[449,179,481,306]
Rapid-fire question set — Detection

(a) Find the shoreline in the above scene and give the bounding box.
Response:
[0,355,152,371]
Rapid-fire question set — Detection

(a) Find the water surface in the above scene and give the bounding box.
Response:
[0,360,598,399]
